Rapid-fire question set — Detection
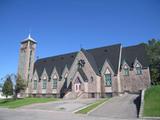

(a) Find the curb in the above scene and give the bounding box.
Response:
[139,89,146,118]
[72,102,93,113]
[87,98,109,115]
[142,117,160,120]
[73,98,108,114]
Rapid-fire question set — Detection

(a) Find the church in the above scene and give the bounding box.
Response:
[18,35,151,98]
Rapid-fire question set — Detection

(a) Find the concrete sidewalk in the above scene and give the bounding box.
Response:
[18,98,97,112]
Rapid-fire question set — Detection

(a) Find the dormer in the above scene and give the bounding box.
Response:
[134,58,142,75]
[121,60,130,76]
[61,65,69,80]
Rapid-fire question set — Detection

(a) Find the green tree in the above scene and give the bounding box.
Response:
[143,39,160,84]
[2,76,13,98]
[15,74,26,98]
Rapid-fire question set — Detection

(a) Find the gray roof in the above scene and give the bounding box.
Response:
[78,68,88,82]
[34,52,77,77]
[34,43,149,78]
[87,44,121,74]
[81,48,100,75]
[121,44,149,68]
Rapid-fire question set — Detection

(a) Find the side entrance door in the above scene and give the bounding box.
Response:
[75,83,81,92]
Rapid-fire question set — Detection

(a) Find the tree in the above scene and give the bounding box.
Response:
[15,74,27,98]
[2,76,13,98]
[143,39,160,84]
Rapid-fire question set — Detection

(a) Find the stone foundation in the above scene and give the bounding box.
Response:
[29,93,60,98]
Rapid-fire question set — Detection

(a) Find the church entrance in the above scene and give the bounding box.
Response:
[75,83,81,92]
[74,77,82,93]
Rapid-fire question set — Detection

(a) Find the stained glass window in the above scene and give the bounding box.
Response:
[105,74,112,86]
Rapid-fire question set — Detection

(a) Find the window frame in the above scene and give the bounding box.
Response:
[42,79,47,89]
[33,80,37,90]
[136,66,142,75]
[104,73,112,87]
[134,59,143,75]
[123,68,129,76]
[52,78,57,89]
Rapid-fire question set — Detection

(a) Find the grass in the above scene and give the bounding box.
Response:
[0,97,59,108]
[76,98,107,114]
[143,85,160,117]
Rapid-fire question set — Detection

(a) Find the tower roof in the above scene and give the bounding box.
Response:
[21,34,37,44]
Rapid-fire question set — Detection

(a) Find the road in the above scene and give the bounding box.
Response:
[0,108,140,120]
[89,94,140,119]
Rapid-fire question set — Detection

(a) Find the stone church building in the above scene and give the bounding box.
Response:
[18,35,151,98]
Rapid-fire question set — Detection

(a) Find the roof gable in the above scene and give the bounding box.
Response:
[80,48,100,75]
[78,68,88,82]
[87,44,121,74]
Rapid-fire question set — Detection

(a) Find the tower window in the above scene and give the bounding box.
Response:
[104,74,112,86]
[28,50,32,71]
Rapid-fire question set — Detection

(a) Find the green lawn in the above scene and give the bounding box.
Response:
[143,85,160,117]
[76,99,107,114]
[0,97,59,108]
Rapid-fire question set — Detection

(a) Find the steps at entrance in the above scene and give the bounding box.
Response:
[63,91,85,99]
[63,91,76,99]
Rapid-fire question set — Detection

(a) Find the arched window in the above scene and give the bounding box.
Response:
[105,74,112,86]
[52,78,57,89]
[65,73,68,78]
[135,63,142,75]
[42,79,47,89]
[104,68,112,86]
[75,77,81,92]
[33,80,37,90]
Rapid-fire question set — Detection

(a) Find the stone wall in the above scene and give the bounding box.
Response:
[120,68,150,93]
[29,69,61,97]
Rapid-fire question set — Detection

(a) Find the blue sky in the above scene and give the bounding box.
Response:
[0,0,160,82]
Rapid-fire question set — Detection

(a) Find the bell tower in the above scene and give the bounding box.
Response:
[18,34,36,84]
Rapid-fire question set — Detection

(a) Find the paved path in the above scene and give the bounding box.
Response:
[0,94,152,120]
[18,99,97,112]
[89,94,140,119]
[0,108,141,120]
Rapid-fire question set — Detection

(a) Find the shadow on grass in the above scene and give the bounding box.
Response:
[0,99,17,104]
[0,100,10,104]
